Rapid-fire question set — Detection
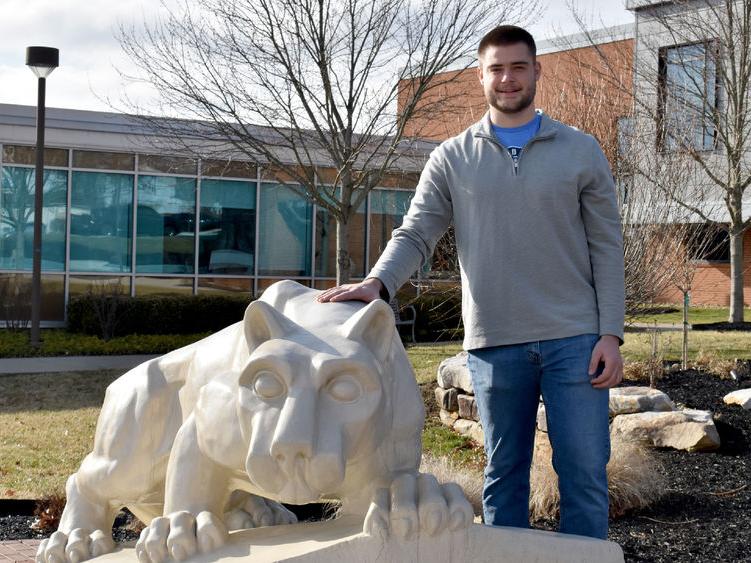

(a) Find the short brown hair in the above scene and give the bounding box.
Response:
[478,25,536,59]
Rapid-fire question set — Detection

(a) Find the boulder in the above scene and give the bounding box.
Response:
[454,418,484,445]
[609,387,675,415]
[439,408,459,428]
[537,403,547,432]
[435,387,459,412]
[610,409,720,452]
[723,388,751,410]
[437,352,473,394]
[458,394,480,421]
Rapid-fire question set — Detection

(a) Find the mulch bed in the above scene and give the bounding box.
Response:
[3,370,750,563]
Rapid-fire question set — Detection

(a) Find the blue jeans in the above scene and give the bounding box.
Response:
[466,333,610,539]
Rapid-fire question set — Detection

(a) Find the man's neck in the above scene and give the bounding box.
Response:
[489,106,537,128]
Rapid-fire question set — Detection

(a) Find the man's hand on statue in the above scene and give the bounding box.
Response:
[588,335,624,389]
[316,277,384,303]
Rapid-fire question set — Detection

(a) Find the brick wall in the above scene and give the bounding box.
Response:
[657,230,751,306]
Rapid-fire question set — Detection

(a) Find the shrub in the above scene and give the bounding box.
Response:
[68,294,252,337]
[529,431,665,520]
[407,289,463,342]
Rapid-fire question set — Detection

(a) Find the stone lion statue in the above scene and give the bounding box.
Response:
[37,280,472,563]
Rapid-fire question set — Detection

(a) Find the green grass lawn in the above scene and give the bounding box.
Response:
[629,306,751,325]
[2,332,749,499]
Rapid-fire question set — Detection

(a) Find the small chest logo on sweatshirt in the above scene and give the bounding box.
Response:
[507,146,522,163]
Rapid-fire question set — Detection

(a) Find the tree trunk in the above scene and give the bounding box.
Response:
[728,228,745,323]
[682,290,689,370]
[336,217,351,286]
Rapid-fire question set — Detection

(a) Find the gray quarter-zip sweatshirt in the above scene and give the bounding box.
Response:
[368,111,625,350]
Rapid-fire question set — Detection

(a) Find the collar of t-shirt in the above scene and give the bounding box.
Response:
[491,114,542,164]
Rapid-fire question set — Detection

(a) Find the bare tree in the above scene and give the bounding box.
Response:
[565,0,751,322]
[117,0,539,284]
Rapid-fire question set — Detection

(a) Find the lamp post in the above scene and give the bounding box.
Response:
[25,46,59,348]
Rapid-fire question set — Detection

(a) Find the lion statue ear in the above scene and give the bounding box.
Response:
[340,300,395,363]
[243,300,298,349]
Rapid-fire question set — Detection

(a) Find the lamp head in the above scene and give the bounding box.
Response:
[26,46,59,78]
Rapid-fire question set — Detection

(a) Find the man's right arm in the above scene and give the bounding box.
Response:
[317,148,453,303]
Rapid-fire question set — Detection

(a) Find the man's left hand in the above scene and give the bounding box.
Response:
[588,335,623,389]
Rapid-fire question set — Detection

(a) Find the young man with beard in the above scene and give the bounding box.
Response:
[317,25,624,539]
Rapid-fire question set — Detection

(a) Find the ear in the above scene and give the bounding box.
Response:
[340,300,395,364]
[477,64,484,86]
[243,300,298,349]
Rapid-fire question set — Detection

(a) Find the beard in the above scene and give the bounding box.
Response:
[486,84,536,115]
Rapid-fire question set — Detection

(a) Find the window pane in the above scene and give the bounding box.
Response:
[139,155,197,175]
[199,179,256,274]
[368,189,413,269]
[73,150,135,171]
[201,160,257,178]
[258,183,312,276]
[2,145,68,167]
[0,166,67,271]
[135,276,194,296]
[136,175,196,273]
[69,275,131,298]
[0,273,64,322]
[197,277,253,296]
[315,188,366,278]
[70,172,133,272]
[257,278,310,292]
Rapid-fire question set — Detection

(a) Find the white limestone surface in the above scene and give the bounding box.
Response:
[723,388,751,410]
[91,518,624,563]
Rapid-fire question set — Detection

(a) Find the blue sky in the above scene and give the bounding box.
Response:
[0,0,633,113]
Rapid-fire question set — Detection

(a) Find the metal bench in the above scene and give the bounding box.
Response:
[389,298,417,343]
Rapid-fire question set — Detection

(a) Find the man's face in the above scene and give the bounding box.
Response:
[477,42,540,115]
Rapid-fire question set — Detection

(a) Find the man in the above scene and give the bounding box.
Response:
[317,25,624,540]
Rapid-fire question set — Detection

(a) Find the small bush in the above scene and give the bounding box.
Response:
[408,289,463,342]
[692,350,738,378]
[68,294,252,337]
[529,431,665,520]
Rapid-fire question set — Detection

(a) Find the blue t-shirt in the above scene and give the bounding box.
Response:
[491,114,542,164]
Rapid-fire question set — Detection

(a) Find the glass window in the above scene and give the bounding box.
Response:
[659,42,717,151]
[197,277,253,296]
[0,273,65,323]
[201,159,257,178]
[199,179,256,274]
[73,150,134,171]
[0,166,67,271]
[368,189,413,269]
[136,175,196,274]
[257,278,310,293]
[68,275,131,298]
[134,276,194,296]
[139,154,197,175]
[2,145,68,167]
[70,172,133,272]
[315,188,366,278]
[258,183,313,276]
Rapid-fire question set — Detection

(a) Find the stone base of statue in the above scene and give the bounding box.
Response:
[92,517,623,563]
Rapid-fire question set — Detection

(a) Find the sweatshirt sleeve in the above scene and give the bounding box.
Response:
[367,147,453,301]
[580,137,626,343]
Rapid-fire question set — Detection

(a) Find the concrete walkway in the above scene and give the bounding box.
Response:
[0,355,160,375]
[0,539,39,562]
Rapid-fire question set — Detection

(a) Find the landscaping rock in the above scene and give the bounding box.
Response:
[439,408,459,428]
[458,394,479,421]
[609,386,675,415]
[723,388,751,410]
[437,352,473,394]
[537,403,547,432]
[434,387,458,411]
[610,409,720,452]
[454,418,484,445]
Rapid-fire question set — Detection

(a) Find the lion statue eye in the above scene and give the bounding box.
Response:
[327,375,362,403]
[252,371,286,400]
